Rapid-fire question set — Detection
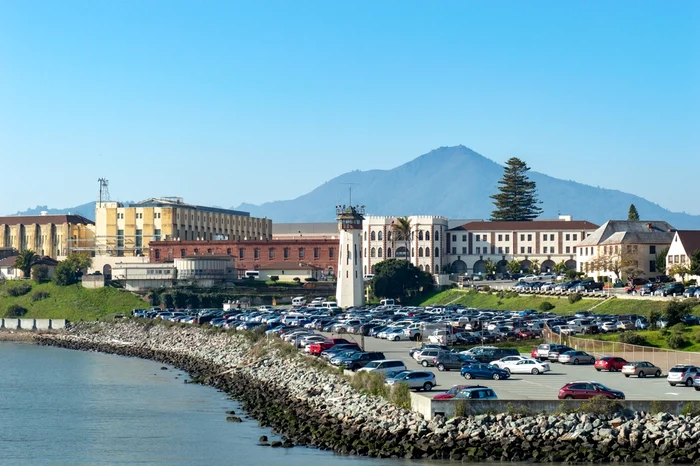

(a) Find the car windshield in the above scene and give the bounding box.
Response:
[365,361,379,368]
[592,382,611,391]
[390,371,411,379]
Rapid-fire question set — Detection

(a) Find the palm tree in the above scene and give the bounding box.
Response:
[14,250,39,278]
[391,217,412,263]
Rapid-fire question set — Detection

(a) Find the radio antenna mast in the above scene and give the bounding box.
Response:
[98,178,110,207]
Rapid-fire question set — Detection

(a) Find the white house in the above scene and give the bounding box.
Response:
[0,256,58,280]
[665,230,700,282]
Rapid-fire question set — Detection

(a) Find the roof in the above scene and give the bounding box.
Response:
[450,220,599,232]
[0,256,58,267]
[130,198,250,217]
[0,214,94,226]
[676,230,700,256]
[273,223,338,235]
[255,261,322,270]
[577,220,676,246]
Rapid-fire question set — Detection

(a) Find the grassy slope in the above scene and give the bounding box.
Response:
[0,282,147,321]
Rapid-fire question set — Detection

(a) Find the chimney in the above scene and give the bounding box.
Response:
[646,223,652,230]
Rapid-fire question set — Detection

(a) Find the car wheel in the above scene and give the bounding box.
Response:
[413,334,421,341]
[687,378,694,387]
[531,368,539,375]
[564,395,573,400]
[464,373,473,380]
[421,360,429,367]
[670,383,676,387]
[625,374,630,378]
[610,366,617,372]
[655,370,661,378]
[423,382,433,391]
[437,364,445,371]
[492,373,500,380]
[695,387,700,392]
[638,371,645,378]
[352,364,360,371]
[573,359,579,365]
[596,368,601,372]
[393,336,400,341]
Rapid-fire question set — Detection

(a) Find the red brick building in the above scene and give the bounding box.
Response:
[149,238,339,277]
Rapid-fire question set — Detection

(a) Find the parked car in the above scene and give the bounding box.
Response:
[594,356,628,372]
[547,346,574,362]
[358,359,408,374]
[535,343,566,360]
[415,348,450,367]
[433,353,477,372]
[558,350,595,365]
[433,384,492,400]
[450,386,498,400]
[558,381,625,400]
[385,370,436,391]
[330,351,386,371]
[667,365,700,387]
[308,338,352,356]
[654,282,685,297]
[622,361,662,378]
[460,363,511,380]
[408,345,449,359]
[616,320,636,331]
[500,358,550,375]
[574,280,604,292]
[489,355,531,369]
[471,347,520,363]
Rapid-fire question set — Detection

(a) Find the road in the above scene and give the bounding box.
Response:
[319,331,700,401]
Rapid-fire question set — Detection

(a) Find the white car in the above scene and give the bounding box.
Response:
[489,355,530,369]
[500,358,550,375]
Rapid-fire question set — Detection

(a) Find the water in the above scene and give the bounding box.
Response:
[0,342,456,466]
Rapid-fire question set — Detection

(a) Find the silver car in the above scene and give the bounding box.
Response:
[385,370,436,391]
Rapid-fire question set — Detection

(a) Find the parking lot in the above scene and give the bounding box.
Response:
[321,332,700,401]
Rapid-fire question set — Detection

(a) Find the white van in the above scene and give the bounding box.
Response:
[379,299,395,307]
[358,359,407,374]
[291,297,306,308]
[321,301,337,309]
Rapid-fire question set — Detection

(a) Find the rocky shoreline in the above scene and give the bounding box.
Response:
[34,322,700,463]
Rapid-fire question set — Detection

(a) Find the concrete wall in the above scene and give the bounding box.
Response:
[82,275,105,289]
[35,319,51,330]
[50,319,67,329]
[2,319,18,329]
[19,319,35,330]
[411,393,695,420]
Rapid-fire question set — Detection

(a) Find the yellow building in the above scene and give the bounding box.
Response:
[94,197,272,258]
[0,213,95,259]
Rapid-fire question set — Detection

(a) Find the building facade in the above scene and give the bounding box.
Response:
[94,198,272,258]
[337,206,365,308]
[665,230,700,282]
[362,216,449,275]
[446,216,599,275]
[148,237,338,279]
[0,214,95,259]
[577,220,675,282]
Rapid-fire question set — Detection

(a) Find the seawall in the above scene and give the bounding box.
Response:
[35,322,700,462]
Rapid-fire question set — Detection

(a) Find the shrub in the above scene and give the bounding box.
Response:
[568,292,582,304]
[454,399,468,418]
[305,277,318,282]
[31,265,50,284]
[667,333,687,349]
[618,331,648,346]
[5,304,28,318]
[31,291,50,302]
[293,277,301,283]
[670,323,687,333]
[579,396,623,416]
[389,382,412,410]
[269,276,279,283]
[7,282,32,297]
[539,301,555,311]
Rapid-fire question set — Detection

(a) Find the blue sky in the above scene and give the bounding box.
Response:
[1,1,698,215]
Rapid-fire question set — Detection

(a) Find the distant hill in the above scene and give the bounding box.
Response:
[233,146,700,228]
[6,146,700,228]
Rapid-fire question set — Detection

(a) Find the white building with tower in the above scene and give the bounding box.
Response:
[335,205,365,308]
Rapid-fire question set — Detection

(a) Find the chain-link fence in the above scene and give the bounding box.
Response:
[543,327,700,371]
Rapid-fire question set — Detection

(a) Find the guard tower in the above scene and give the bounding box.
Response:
[335,204,365,308]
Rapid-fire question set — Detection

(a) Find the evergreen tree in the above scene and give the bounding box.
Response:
[689,250,700,277]
[628,204,640,221]
[490,158,543,221]
[655,246,669,275]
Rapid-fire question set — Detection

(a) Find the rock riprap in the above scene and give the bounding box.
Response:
[35,322,700,462]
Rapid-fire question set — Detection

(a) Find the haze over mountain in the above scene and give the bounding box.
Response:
[7,146,699,229]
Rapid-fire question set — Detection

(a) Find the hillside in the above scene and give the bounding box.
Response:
[0,282,147,321]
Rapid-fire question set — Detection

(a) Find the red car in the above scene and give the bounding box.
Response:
[594,356,628,372]
[530,348,539,359]
[517,329,536,339]
[433,384,488,400]
[558,381,625,400]
[308,338,351,356]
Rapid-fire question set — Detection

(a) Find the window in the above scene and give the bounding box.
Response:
[254,248,260,259]
[378,247,382,258]
[425,231,430,241]
[565,234,570,241]
[573,234,578,241]
[364,231,367,240]
[550,234,554,241]
[452,234,457,242]
[435,231,439,241]
[370,248,376,258]
[434,247,439,257]
[329,247,335,258]
[284,248,289,259]
[226,248,232,255]
[418,231,424,240]
[505,234,510,241]
[418,247,423,257]
[378,231,383,241]
[239,248,244,259]
[542,235,547,242]
[497,247,503,254]
[527,246,532,253]
[462,234,467,242]
[543,247,548,253]
[154,250,160,260]
[298,248,305,259]
[451,247,457,254]
[681,255,686,264]
[425,247,430,257]
[180,249,185,257]
[650,260,656,273]
[387,247,392,258]
[627,245,633,254]
[269,248,275,259]
[527,234,532,241]
[463,247,467,254]
[650,245,656,254]
[370,231,376,241]
[497,234,502,241]
[193,248,199,255]
[505,247,510,254]
[475,234,480,242]
[207,248,213,254]
[364,248,367,257]
[520,247,525,254]
[476,247,481,254]
[135,229,143,248]
[566,246,571,254]
[387,231,392,241]
[520,234,524,241]
[154,229,161,241]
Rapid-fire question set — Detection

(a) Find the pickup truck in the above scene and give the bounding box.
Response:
[308,338,351,356]
[427,330,457,345]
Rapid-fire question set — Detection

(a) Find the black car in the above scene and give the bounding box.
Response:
[433,353,477,371]
[331,351,386,370]
[472,347,520,363]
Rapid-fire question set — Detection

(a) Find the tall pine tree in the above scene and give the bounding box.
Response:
[490,157,543,221]
[628,204,640,221]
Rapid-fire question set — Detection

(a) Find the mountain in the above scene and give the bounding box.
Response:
[8,202,99,220]
[233,146,700,228]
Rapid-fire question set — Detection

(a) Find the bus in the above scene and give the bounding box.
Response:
[244,270,260,279]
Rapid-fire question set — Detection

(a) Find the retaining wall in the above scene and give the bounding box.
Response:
[35,319,51,330]
[19,319,35,330]
[50,319,67,329]
[2,319,18,329]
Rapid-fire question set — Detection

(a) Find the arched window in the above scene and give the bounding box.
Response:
[207,248,213,254]
[387,231,392,241]
[387,247,392,258]
[435,231,440,241]
[370,247,376,258]
[435,264,439,273]
[425,231,430,241]
[180,249,186,258]
[370,231,376,241]
[411,248,415,257]
[226,248,232,255]
[378,247,383,258]
[411,231,415,239]
[418,247,424,257]
[378,231,383,241]
[364,265,367,274]
[364,231,367,240]
[435,247,439,257]
[364,248,367,257]
[418,265,424,271]
[193,248,199,255]
[418,231,424,240]
[371,265,375,274]
[425,247,430,257]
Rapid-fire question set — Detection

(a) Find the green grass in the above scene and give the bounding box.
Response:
[419,289,674,317]
[0,281,147,321]
[576,326,700,352]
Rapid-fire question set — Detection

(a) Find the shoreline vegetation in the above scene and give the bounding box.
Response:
[24,321,700,463]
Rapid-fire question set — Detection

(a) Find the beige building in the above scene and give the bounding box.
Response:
[0,213,95,259]
[94,198,272,258]
[447,216,598,275]
[577,220,675,282]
